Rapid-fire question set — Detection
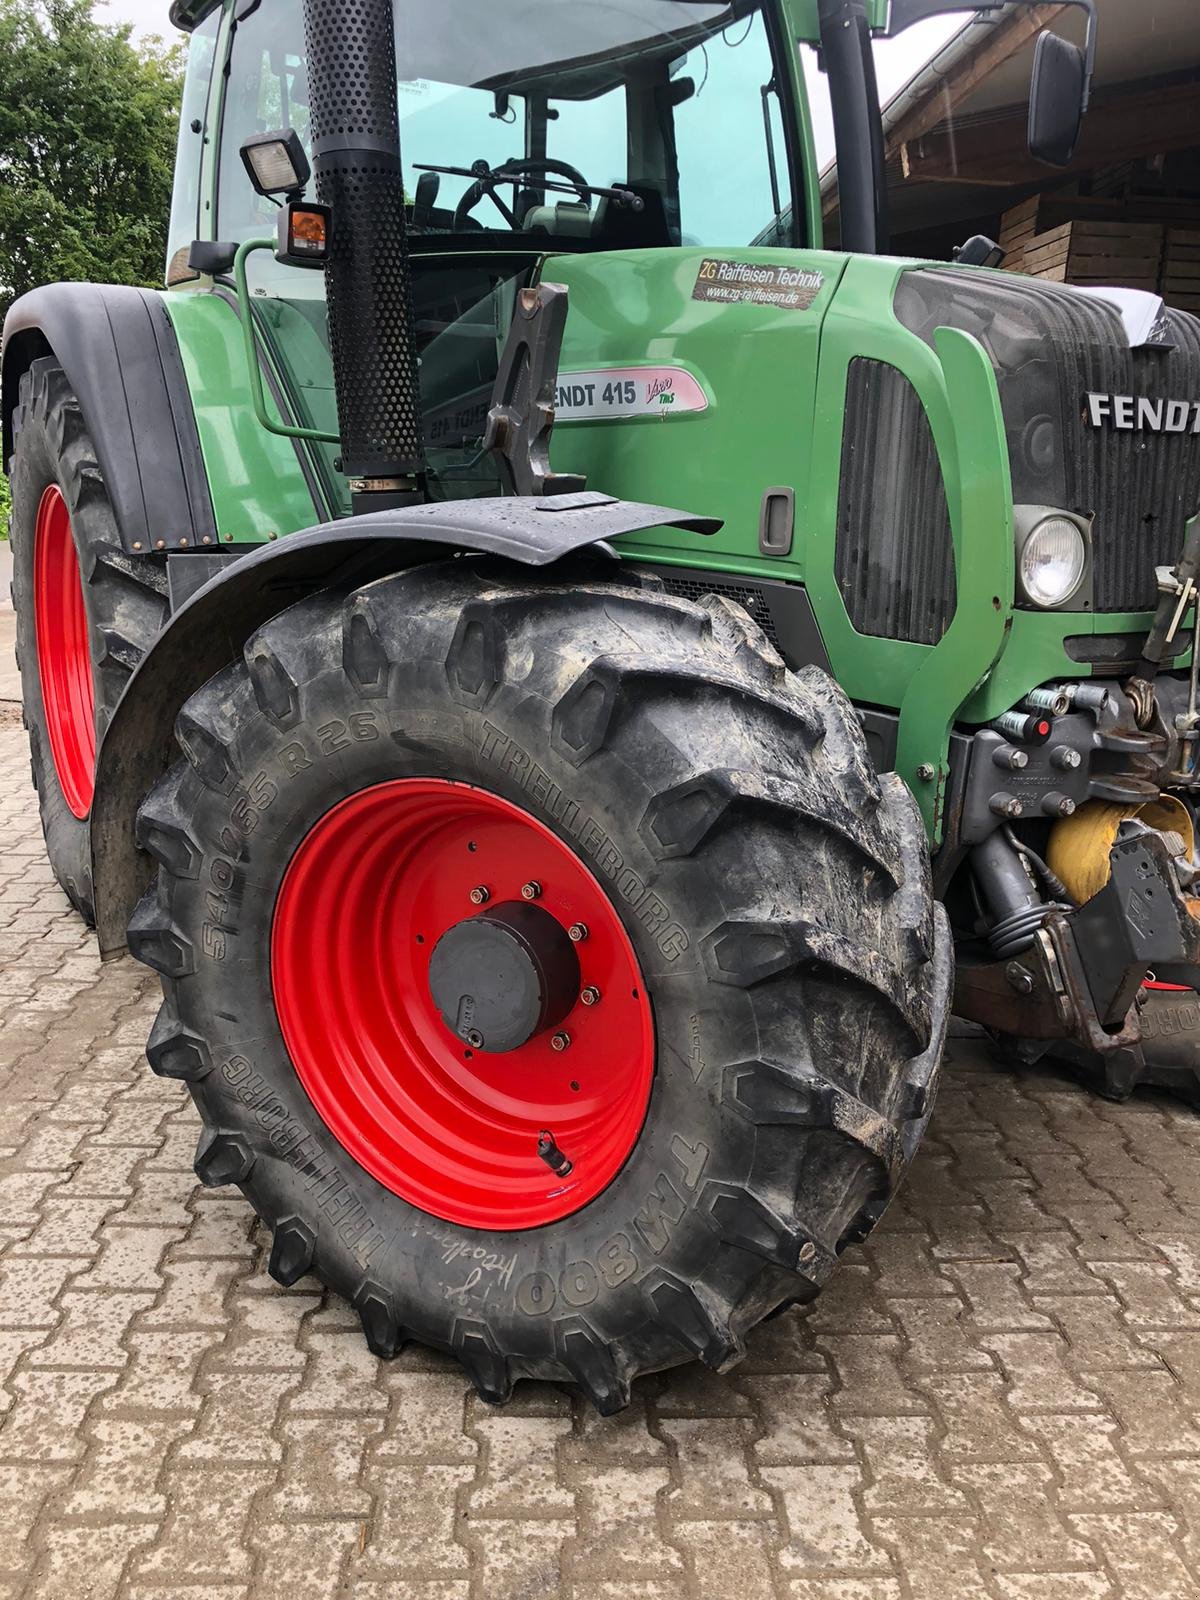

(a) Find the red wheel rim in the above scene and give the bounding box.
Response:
[33,484,94,818]
[271,779,655,1229]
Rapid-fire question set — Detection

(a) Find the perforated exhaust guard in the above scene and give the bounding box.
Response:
[302,0,425,486]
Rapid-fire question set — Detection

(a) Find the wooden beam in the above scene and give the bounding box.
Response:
[884,3,1066,152]
[898,78,1200,186]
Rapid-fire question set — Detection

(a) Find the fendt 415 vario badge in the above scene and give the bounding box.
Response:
[3,0,1197,1407]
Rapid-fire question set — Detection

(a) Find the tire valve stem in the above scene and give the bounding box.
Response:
[537,1130,573,1178]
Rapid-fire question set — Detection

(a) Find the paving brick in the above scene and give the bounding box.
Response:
[175,1369,298,1465]
[563,1463,681,1583]
[60,1415,193,1517]
[362,1463,475,1575]
[659,1418,774,1521]
[264,1414,382,1517]
[673,1519,778,1600]
[1096,1261,1200,1330]
[24,1522,155,1600]
[70,1224,184,1293]
[859,1235,955,1297]
[841,1416,968,1513]
[917,1372,1043,1462]
[993,1574,1114,1598]
[287,1329,387,1415]
[953,1461,1098,1570]
[32,1285,151,1376]
[784,1583,903,1600]
[457,1517,572,1597]
[889,1294,997,1375]
[1033,1296,1163,1370]
[743,1374,855,1464]
[945,1261,1054,1331]
[1020,1414,1162,1511]
[0,1461,74,1578]
[1070,1512,1196,1600]
[818,1335,928,1416]
[762,1464,891,1575]
[248,1519,358,1599]
[0,1328,47,1413]
[1083,1368,1200,1456]
[870,1516,985,1600]
[0,1253,87,1328]
[98,1330,214,1416]
[207,1291,318,1372]
[373,1372,475,1462]
[0,1367,117,1460]
[132,1465,275,1582]
[981,1332,1104,1412]
[999,1233,1112,1298]
[467,1414,575,1518]
[561,1388,668,1465]
[138,1256,243,1328]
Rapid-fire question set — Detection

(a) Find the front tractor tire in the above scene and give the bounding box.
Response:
[128,560,950,1409]
[9,358,168,921]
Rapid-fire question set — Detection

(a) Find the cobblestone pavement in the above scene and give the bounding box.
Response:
[6,717,1200,1597]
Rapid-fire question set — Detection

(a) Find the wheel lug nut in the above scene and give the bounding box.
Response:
[580,986,601,1006]
[551,1031,571,1051]
[567,922,588,943]
[469,885,490,905]
[464,1029,484,1049]
[520,881,541,900]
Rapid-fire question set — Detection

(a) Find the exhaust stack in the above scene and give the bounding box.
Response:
[302,0,425,507]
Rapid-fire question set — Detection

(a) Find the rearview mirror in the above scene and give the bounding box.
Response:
[1028,30,1086,166]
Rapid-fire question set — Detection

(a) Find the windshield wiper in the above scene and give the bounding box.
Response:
[413,164,645,213]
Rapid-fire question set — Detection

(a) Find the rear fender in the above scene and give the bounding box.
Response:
[91,492,719,955]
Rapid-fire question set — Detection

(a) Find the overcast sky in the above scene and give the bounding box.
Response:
[98,0,963,165]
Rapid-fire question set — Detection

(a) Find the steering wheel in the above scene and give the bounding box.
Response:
[453,158,594,231]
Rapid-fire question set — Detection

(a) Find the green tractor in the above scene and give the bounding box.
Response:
[4,0,1198,1408]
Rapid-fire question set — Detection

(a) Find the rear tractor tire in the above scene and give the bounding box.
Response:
[128,560,951,1410]
[9,357,168,921]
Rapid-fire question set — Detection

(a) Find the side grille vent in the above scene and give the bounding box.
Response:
[654,573,783,655]
[835,360,956,646]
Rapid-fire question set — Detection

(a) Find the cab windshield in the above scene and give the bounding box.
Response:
[218,0,797,251]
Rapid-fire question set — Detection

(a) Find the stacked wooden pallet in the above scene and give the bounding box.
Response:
[996,195,1200,312]
[996,195,1039,273]
[1163,229,1200,315]
[998,199,1164,289]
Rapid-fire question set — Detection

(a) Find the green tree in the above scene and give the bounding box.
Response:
[0,0,183,324]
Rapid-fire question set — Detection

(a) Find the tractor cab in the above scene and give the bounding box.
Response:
[170,0,809,507]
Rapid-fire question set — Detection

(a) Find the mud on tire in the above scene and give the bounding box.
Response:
[9,357,168,920]
[128,559,951,1410]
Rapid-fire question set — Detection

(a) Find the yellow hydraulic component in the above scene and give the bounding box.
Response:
[1047,795,1196,906]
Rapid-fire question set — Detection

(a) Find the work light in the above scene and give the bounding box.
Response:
[240,129,311,198]
[1015,508,1090,609]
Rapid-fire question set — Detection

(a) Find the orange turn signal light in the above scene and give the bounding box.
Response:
[275,200,332,269]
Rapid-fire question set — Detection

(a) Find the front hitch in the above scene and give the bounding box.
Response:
[957,822,1200,1089]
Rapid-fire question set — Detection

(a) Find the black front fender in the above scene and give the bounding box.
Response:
[91,491,719,955]
[2,283,217,552]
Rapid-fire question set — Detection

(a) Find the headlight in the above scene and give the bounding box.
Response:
[1015,509,1089,608]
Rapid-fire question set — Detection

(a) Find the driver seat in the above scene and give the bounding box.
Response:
[592,182,673,250]
[522,201,593,239]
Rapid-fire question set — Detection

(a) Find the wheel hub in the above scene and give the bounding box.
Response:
[271,777,655,1229]
[428,900,580,1053]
